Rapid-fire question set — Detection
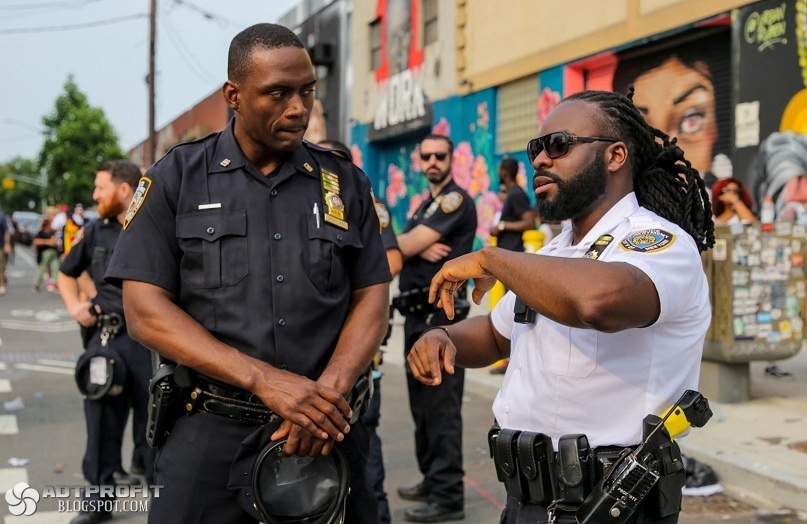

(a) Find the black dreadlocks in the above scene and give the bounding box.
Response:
[565,87,715,252]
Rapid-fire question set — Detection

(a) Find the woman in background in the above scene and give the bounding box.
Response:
[711,178,757,225]
[32,217,60,292]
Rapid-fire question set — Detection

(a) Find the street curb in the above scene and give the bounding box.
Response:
[679,440,807,512]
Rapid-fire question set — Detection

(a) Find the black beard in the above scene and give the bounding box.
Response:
[534,147,607,222]
[425,166,450,185]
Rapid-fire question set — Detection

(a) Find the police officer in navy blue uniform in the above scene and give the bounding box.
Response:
[395,134,477,523]
[59,160,156,524]
[105,24,391,524]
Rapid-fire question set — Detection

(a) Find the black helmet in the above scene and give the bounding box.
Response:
[229,419,350,524]
[74,345,126,400]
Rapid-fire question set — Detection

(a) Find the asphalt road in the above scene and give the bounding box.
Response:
[0,245,803,523]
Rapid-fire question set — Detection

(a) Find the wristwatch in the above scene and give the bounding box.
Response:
[498,222,506,231]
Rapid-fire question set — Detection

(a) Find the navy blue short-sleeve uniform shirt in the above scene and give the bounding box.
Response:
[106,120,391,380]
[398,180,477,292]
[61,218,124,315]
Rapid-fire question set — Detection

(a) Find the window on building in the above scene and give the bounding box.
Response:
[370,18,382,70]
[497,75,539,154]
[423,0,438,46]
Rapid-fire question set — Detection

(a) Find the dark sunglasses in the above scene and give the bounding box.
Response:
[722,187,742,194]
[420,152,449,162]
[527,131,617,162]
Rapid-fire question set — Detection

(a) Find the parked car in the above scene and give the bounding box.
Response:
[11,211,42,246]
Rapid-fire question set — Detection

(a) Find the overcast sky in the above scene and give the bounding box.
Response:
[0,0,299,164]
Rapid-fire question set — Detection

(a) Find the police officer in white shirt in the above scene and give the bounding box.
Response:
[407,88,715,524]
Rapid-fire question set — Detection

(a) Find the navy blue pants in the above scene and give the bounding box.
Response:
[404,315,465,509]
[81,332,155,499]
[148,410,378,524]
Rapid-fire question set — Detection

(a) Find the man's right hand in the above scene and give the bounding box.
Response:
[407,328,456,386]
[68,301,98,327]
[418,242,452,263]
[258,370,352,450]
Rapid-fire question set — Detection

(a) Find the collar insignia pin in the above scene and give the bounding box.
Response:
[304,162,314,172]
[220,159,231,167]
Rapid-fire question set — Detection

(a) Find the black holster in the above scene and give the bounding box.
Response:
[146,360,193,448]
[642,415,686,518]
[555,434,593,505]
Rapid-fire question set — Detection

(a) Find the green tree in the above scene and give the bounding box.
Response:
[39,75,124,206]
[0,157,43,212]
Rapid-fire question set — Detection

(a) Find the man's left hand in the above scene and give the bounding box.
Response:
[273,422,334,457]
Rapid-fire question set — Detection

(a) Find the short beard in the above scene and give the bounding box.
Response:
[425,166,450,185]
[535,146,607,222]
[97,200,124,220]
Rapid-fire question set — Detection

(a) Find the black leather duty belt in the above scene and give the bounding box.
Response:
[188,377,276,425]
[489,426,630,507]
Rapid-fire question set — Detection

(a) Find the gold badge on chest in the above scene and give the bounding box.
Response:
[321,167,348,230]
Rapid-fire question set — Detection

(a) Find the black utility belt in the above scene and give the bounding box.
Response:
[186,368,373,427]
[392,286,471,322]
[187,377,275,425]
[488,426,626,508]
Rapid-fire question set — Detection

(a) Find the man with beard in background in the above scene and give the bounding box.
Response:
[59,160,155,524]
[394,133,476,523]
[406,89,714,523]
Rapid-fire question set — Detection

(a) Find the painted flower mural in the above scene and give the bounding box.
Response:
[379,100,523,250]
[538,87,561,129]
[386,164,407,207]
[451,141,475,191]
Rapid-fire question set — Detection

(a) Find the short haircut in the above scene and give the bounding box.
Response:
[228,23,304,82]
[420,134,454,155]
[96,160,142,190]
[499,157,519,178]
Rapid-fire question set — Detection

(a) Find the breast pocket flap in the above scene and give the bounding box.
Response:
[307,225,363,249]
[177,210,246,242]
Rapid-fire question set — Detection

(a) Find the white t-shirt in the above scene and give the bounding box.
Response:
[490,193,710,449]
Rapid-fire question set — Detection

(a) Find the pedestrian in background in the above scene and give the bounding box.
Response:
[32,217,60,293]
[711,177,757,225]
[408,88,714,523]
[394,133,477,523]
[59,160,155,524]
[106,23,391,524]
[0,207,9,295]
[490,157,535,253]
[7,215,17,266]
[488,157,536,375]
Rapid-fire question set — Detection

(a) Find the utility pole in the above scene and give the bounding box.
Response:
[148,0,157,165]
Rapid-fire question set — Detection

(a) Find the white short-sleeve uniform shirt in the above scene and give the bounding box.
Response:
[490,193,710,450]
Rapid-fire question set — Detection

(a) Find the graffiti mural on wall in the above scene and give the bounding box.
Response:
[354,97,531,251]
[606,29,733,190]
[369,0,433,142]
[736,0,807,213]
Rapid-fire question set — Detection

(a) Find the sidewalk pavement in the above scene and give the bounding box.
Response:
[388,298,807,516]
